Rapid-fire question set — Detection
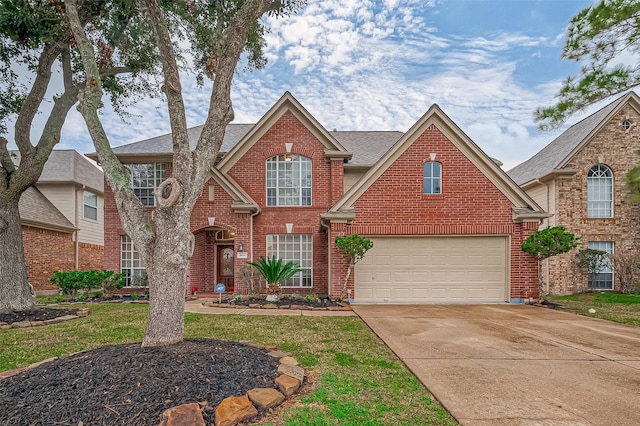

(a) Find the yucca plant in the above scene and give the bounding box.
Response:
[248,256,302,298]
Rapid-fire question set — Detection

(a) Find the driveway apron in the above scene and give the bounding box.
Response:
[353,304,640,426]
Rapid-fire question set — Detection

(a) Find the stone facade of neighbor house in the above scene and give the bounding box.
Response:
[508,92,640,295]
[15,150,105,293]
[95,92,547,303]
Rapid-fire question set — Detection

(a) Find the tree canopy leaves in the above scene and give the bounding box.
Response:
[521,226,580,261]
[535,0,640,130]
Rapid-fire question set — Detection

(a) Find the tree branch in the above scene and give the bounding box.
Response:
[65,0,154,248]
[139,0,191,184]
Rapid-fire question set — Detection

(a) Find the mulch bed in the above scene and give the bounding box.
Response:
[0,308,81,325]
[227,296,342,309]
[0,339,279,425]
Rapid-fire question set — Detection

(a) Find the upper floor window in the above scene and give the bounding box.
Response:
[83,191,98,220]
[423,161,442,194]
[587,164,613,218]
[126,163,166,206]
[266,154,311,206]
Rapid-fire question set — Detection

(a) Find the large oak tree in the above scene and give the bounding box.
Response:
[535,0,640,130]
[67,0,303,347]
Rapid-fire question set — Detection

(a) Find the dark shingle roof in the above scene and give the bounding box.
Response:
[19,186,75,232]
[507,95,628,185]
[109,125,403,166]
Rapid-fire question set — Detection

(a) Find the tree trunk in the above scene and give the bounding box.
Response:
[341,262,354,301]
[0,196,36,313]
[141,210,192,347]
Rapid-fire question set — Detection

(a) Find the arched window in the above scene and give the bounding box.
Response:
[423,161,442,194]
[266,154,312,206]
[587,164,613,218]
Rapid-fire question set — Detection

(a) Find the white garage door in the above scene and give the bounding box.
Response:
[355,236,508,303]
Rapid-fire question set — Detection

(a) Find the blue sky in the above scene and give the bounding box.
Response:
[9,0,604,170]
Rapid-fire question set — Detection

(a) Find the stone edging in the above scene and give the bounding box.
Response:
[203,301,352,311]
[0,308,90,331]
[159,347,306,426]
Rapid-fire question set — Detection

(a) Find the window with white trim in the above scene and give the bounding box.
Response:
[587,165,613,218]
[423,161,442,194]
[121,235,145,287]
[266,154,312,206]
[83,191,98,220]
[587,241,614,290]
[266,234,312,287]
[126,163,166,206]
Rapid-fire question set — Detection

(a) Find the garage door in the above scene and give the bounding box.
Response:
[355,236,508,303]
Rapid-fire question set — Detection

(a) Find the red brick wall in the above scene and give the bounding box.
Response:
[226,111,339,296]
[22,225,74,291]
[78,242,104,271]
[328,124,539,300]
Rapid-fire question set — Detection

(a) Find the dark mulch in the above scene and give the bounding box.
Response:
[0,339,279,426]
[228,295,341,309]
[0,308,81,325]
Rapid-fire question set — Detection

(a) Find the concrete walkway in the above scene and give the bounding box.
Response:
[353,304,640,426]
[184,299,356,317]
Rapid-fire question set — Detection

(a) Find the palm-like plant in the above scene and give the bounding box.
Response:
[248,256,302,297]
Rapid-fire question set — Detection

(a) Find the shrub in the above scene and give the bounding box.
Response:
[575,249,610,286]
[248,256,302,295]
[610,249,640,294]
[50,270,124,296]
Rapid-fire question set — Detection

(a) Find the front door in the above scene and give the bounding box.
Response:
[217,245,234,292]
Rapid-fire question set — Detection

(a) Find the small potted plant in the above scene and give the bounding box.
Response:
[192,285,199,296]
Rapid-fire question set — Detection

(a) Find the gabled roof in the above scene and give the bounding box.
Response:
[19,186,76,233]
[217,92,352,173]
[327,104,547,222]
[12,150,104,194]
[209,168,259,213]
[508,92,639,185]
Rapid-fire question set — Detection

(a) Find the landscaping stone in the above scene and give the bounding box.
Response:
[215,395,258,426]
[275,374,301,396]
[0,324,11,330]
[278,305,291,309]
[26,357,58,370]
[159,403,205,426]
[279,356,298,366]
[77,309,90,317]
[278,364,304,382]
[247,388,285,410]
[267,350,289,359]
[29,321,46,327]
[248,304,261,309]
[11,321,31,329]
[263,303,278,309]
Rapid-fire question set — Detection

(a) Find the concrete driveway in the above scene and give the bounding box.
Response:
[353,304,640,426]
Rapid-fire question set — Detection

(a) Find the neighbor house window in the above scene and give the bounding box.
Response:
[423,161,442,194]
[266,154,312,206]
[121,235,145,287]
[83,191,98,220]
[587,165,613,218]
[126,163,166,206]
[587,241,614,290]
[266,234,312,287]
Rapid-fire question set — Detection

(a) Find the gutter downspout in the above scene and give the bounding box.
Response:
[250,207,261,263]
[75,187,81,269]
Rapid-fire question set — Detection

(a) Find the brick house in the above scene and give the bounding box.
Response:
[16,150,105,293]
[96,92,546,303]
[508,92,640,294]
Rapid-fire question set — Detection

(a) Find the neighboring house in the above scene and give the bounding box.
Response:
[508,92,640,295]
[15,150,105,293]
[94,92,547,303]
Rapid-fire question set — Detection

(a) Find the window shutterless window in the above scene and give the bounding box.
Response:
[120,235,145,287]
[587,241,614,290]
[423,161,442,194]
[83,191,98,220]
[126,163,166,206]
[266,234,312,287]
[587,165,613,218]
[266,154,312,206]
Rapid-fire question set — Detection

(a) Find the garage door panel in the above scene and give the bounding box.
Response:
[355,236,507,303]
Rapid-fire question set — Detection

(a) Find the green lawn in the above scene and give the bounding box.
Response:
[0,304,456,425]
[546,292,640,326]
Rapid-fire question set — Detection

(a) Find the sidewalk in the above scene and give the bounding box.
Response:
[184,299,356,317]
